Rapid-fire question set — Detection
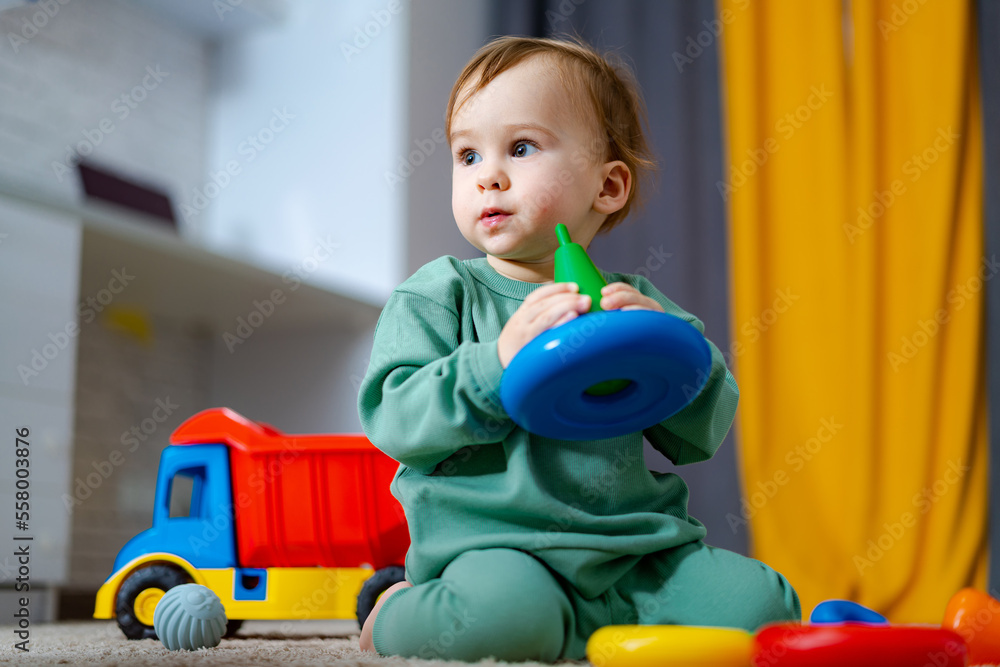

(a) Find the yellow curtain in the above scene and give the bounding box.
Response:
[721,0,986,622]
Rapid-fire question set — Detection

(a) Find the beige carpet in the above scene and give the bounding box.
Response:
[0,620,575,667]
[3,621,995,667]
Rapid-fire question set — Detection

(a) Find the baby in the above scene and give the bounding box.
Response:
[357,35,800,662]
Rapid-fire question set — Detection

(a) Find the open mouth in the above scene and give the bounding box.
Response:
[480,208,511,223]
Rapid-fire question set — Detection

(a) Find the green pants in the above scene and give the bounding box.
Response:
[372,542,801,662]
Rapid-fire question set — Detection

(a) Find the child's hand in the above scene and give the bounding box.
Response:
[497,282,591,368]
[599,282,665,312]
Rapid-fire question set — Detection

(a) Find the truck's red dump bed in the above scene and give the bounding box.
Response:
[171,408,409,570]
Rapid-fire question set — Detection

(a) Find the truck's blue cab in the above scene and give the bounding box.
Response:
[113,444,237,572]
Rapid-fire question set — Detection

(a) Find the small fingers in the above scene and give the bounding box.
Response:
[523,287,587,321]
[550,309,579,328]
[526,282,578,304]
[599,284,636,309]
[527,294,590,336]
[599,285,664,312]
[599,283,637,307]
[539,294,589,324]
[600,282,632,295]
[619,303,664,312]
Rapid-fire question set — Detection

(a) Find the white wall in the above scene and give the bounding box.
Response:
[0,0,493,618]
[406,0,491,276]
[204,0,496,438]
[200,0,408,304]
[0,0,210,611]
[0,198,80,591]
[67,312,212,588]
[0,0,209,212]
[209,320,379,434]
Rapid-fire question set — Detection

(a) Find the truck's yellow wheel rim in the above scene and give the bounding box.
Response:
[134,588,165,626]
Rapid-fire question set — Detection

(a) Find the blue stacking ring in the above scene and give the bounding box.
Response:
[500,309,713,440]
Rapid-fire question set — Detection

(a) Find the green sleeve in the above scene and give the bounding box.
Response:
[357,290,515,474]
[615,274,740,465]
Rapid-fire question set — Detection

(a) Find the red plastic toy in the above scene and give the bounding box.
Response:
[170,408,409,570]
[752,623,968,667]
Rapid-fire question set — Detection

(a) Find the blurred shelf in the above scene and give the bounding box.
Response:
[0,180,383,335]
[130,0,290,38]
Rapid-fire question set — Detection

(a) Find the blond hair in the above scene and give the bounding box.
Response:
[446,35,656,233]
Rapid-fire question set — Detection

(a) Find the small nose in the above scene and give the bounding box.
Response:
[476,160,509,192]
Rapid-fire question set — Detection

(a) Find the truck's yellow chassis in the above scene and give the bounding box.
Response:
[94,553,372,621]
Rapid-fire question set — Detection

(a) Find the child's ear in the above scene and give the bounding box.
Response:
[593,161,631,215]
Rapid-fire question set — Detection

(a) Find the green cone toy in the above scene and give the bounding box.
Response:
[553,224,630,396]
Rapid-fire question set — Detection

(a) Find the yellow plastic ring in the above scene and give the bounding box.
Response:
[586,625,753,667]
[134,587,166,627]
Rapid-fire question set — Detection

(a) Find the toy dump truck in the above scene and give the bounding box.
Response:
[93,408,409,639]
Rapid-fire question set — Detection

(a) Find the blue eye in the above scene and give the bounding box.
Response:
[463,151,482,165]
[513,141,538,158]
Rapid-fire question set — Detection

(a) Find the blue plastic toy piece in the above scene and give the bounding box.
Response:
[154,584,228,651]
[810,599,888,625]
[499,309,712,440]
[112,444,237,572]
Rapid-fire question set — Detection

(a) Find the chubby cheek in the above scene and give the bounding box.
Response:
[452,175,473,221]
[519,181,557,221]
[452,184,484,249]
[520,161,586,223]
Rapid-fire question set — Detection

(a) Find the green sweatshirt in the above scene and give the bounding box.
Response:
[357,256,739,599]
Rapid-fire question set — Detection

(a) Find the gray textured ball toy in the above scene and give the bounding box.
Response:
[153,584,228,651]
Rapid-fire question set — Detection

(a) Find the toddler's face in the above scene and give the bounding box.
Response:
[449,57,613,282]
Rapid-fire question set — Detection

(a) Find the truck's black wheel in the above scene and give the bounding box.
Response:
[224,619,244,637]
[115,564,193,640]
[356,566,406,629]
